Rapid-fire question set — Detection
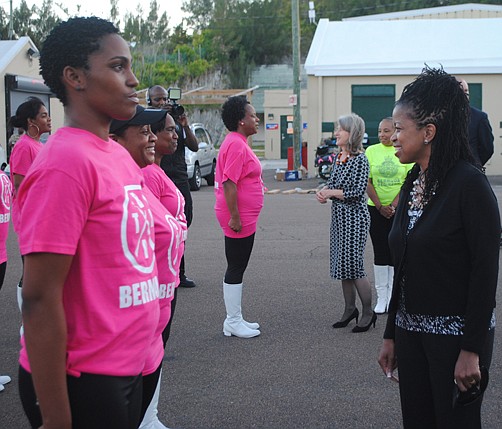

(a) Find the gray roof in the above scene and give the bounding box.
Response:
[344,3,502,21]
[305,18,502,76]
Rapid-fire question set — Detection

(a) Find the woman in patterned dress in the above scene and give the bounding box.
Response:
[378,67,499,428]
[317,113,376,333]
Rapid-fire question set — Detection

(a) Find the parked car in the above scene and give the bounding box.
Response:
[186,123,217,191]
[0,146,7,171]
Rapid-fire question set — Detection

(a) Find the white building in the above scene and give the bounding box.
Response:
[0,37,64,160]
[303,4,502,176]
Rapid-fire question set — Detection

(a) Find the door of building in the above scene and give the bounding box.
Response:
[280,115,294,159]
[352,85,395,146]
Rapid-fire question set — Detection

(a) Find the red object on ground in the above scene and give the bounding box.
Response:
[287,146,308,170]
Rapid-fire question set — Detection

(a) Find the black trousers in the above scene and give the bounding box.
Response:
[139,364,162,424]
[224,234,255,284]
[395,327,494,429]
[0,261,6,292]
[368,205,393,266]
[162,286,178,347]
[175,180,193,278]
[19,366,143,429]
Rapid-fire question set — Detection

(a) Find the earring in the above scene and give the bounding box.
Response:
[240,122,244,126]
[76,86,82,91]
[27,124,40,139]
[424,139,429,145]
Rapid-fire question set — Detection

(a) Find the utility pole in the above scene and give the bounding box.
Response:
[291,0,302,171]
[8,0,14,39]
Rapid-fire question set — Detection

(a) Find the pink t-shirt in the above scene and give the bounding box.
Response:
[142,186,183,375]
[9,134,43,233]
[143,163,188,242]
[214,132,264,238]
[18,127,160,377]
[0,171,12,264]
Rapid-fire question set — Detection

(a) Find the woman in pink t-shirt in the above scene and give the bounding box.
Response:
[18,17,159,429]
[148,113,188,346]
[9,97,51,195]
[0,171,12,393]
[214,96,264,339]
[139,113,188,428]
[110,106,184,428]
[8,97,51,312]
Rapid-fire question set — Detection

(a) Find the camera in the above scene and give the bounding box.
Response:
[167,87,185,119]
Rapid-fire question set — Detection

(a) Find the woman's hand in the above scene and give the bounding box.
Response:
[454,350,481,392]
[317,188,343,203]
[378,339,398,379]
[316,188,329,204]
[379,205,395,219]
[228,216,242,233]
[223,179,241,232]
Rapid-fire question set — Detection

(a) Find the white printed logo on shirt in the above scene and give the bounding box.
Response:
[1,174,12,211]
[121,185,155,274]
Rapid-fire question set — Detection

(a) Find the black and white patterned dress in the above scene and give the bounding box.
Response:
[327,153,370,280]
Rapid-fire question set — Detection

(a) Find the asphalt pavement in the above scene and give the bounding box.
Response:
[0,168,501,428]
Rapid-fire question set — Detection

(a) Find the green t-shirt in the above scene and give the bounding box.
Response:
[366,143,414,206]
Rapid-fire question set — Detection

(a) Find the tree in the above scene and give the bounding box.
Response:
[32,0,61,46]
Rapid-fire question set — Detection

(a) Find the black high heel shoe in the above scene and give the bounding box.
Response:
[352,312,377,333]
[332,308,359,328]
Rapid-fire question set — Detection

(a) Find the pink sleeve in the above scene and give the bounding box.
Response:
[10,144,34,177]
[221,144,245,184]
[143,167,162,200]
[19,169,90,255]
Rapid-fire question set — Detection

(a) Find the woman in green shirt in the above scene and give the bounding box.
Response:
[366,117,413,314]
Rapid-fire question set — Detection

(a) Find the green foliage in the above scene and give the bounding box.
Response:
[0,0,61,46]
[187,58,212,77]
[2,0,502,89]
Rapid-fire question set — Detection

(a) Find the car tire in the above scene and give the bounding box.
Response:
[205,160,216,186]
[189,163,202,191]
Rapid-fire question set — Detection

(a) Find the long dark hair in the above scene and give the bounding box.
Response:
[8,97,45,131]
[397,66,473,201]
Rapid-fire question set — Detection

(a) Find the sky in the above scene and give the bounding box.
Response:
[6,0,187,27]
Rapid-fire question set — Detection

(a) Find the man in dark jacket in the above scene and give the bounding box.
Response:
[459,80,494,167]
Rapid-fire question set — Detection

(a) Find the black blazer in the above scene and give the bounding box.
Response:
[469,107,494,166]
[384,161,500,354]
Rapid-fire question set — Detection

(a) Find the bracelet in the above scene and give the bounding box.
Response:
[377,204,382,211]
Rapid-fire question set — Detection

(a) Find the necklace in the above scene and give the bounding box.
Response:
[335,152,351,165]
[409,171,437,211]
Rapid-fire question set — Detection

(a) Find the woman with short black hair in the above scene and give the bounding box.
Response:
[215,96,263,339]
[18,17,159,429]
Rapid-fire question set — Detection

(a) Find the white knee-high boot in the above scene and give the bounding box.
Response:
[223,282,259,329]
[373,265,389,314]
[17,283,24,336]
[386,266,394,312]
[138,370,169,429]
[223,283,260,338]
[17,283,23,313]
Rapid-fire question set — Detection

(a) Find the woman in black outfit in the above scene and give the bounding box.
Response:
[378,67,500,428]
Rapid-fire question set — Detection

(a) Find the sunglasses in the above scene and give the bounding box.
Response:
[452,366,489,408]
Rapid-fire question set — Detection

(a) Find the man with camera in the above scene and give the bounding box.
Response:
[148,85,198,288]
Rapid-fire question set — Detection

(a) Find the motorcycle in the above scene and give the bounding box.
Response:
[315,138,337,180]
[314,133,370,180]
